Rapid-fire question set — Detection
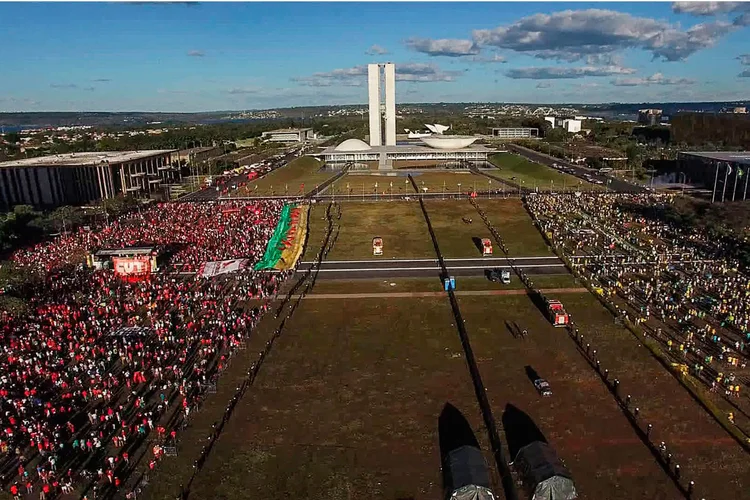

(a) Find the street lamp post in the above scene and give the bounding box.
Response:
[712,162,721,203]
[722,163,732,203]
[678,172,686,196]
[457,183,462,199]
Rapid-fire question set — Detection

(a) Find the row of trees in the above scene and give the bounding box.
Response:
[671,113,750,149]
[0,195,142,313]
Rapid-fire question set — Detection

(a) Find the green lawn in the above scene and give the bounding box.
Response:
[475,199,554,256]
[304,198,552,261]
[304,201,435,260]
[237,156,336,196]
[329,171,485,196]
[425,199,496,258]
[184,297,491,500]
[489,153,602,191]
[308,274,579,295]
[330,173,417,197]
[408,171,484,193]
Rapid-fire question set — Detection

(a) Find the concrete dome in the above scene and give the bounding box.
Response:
[335,138,371,152]
[420,136,478,149]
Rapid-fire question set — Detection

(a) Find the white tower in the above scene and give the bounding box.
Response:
[367,62,397,147]
[383,63,396,146]
[367,64,382,146]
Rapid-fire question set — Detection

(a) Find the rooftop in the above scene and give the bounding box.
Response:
[176,146,216,155]
[680,151,750,165]
[319,143,495,155]
[263,128,313,134]
[0,150,176,169]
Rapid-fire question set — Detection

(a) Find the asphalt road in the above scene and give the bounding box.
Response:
[507,143,646,194]
[298,255,569,279]
[180,150,301,202]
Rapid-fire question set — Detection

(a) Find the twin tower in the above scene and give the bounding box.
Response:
[368,63,396,147]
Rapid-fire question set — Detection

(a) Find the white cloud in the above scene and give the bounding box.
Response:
[740,69,750,77]
[536,82,552,89]
[505,65,636,79]
[406,37,480,57]
[225,87,262,94]
[611,72,696,86]
[187,50,205,57]
[470,54,507,63]
[293,63,462,87]
[672,2,750,26]
[365,44,389,56]
[672,2,743,15]
[397,63,464,82]
[472,9,741,62]
[738,54,750,65]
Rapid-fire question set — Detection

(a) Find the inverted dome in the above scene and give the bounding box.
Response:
[335,138,371,152]
[420,136,478,149]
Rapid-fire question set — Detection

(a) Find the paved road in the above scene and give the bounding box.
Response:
[295,287,588,299]
[298,256,569,279]
[180,150,301,202]
[507,143,647,194]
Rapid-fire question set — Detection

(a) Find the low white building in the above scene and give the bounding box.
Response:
[317,138,494,168]
[490,127,540,139]
[0,150,177,209]
[562,119,582,134]
[544,116,556,128]
[260,128,314,143]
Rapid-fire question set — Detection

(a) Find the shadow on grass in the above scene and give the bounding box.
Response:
[439,402,493,500]
[501,404,548,461]
[471,236,484,255]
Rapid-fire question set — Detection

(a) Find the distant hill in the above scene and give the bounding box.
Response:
[1,101,747,129]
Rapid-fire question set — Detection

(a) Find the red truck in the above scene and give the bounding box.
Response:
[545,298,569,327]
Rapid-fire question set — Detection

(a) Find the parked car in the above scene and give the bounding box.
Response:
[533,378,552,397]
[487,268,511,284]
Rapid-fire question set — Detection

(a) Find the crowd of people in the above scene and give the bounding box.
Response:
[0,200,292,499]
[527,192,750,436]
[12,200,286,273]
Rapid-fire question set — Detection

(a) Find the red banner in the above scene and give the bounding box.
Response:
[113,257,151,277]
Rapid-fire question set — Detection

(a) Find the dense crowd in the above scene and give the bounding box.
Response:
[12,201,286,273]
[528,192,750,434]
[0,200,291,499]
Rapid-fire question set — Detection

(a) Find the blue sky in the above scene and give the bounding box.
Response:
[1,1,749,112]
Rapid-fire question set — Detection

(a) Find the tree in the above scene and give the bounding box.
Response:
[544,128,567,143]
[49,206,83,233]
[3,132,20,145]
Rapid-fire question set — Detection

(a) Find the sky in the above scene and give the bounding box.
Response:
[1,1,750,112]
